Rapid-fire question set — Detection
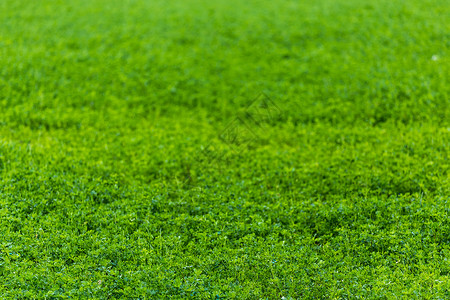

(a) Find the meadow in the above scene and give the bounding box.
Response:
[0,0,449,298]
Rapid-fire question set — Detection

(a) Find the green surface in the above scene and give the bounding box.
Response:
[1,0,449,298]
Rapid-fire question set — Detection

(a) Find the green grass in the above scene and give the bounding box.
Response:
[1,0,449,298]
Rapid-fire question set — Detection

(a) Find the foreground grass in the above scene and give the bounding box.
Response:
[1,0,449,298]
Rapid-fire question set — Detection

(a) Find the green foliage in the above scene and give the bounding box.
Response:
[0,0,449,298]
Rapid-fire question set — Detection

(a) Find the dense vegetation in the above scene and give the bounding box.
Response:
[1,0,449,298]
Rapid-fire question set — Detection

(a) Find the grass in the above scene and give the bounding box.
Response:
[0,0,449,298]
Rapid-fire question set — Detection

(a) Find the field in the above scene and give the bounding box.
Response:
[1,0,449,298]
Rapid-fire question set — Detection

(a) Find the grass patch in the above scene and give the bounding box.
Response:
[0,0,449,298]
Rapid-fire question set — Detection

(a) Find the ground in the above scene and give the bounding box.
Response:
[0,0,449,298]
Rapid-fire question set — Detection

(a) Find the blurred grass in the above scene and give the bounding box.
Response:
[0,0,449,298]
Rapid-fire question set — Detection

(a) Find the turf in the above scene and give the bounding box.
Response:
[0,0,449,298]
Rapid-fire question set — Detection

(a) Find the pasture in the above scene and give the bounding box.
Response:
[0,0,449,298]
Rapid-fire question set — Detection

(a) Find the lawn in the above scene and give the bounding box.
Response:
[0,0,449,298]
